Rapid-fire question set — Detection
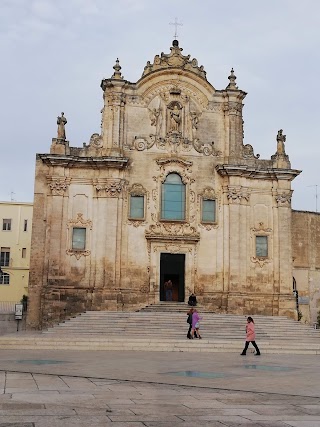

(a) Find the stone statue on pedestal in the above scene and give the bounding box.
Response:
[57,112,67,140]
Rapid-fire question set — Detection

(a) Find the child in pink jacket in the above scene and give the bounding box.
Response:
[240,317,261,356]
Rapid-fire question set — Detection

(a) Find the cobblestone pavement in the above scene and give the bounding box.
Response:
[0,349,318,426]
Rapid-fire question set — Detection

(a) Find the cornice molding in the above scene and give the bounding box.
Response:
[38,154,129,169]
[215,164,301,181]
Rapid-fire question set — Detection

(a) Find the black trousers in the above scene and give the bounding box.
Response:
[241,341,260,354]
[187,324,197,338]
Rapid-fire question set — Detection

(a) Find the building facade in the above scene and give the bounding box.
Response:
[27,40,307,329]
[0,201,32,304]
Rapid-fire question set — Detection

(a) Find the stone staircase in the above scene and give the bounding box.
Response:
[0,303,319,354]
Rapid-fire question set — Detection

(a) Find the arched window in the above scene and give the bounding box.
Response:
[161,173,185,220]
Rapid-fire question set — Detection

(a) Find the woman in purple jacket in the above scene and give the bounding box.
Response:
[191,309,202,339]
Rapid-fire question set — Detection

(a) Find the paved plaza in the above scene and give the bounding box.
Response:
[0,349,318,426]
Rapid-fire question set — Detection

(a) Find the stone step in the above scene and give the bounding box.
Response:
[17,309,318,355]
[0,336,319,354]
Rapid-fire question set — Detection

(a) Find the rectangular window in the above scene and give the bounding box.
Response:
[2,219,11,231]
[24,220,28,232]
[256,236,268,257]
[202,199,216,222]
[0,273,9,285]
[72,227,86,250]
[130,195,144,219]
[22,248,27,258]
[0,248,10,267]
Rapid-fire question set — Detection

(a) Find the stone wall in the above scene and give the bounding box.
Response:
[292,210,320,324]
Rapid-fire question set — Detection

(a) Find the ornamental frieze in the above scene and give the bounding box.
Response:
[48,177,70,196]
[145,223,200,241]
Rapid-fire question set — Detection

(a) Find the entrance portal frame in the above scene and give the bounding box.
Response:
[147,241,197,304]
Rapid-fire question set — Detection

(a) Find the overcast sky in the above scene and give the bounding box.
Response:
[1,0,319,211]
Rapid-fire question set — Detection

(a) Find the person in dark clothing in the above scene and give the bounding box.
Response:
[187,308,197,339]
[188,293,197,306]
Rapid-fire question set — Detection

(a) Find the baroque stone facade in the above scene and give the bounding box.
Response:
[28,40,304,329]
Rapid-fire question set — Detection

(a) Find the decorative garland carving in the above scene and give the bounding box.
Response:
[48,177,70,196]
[275,192,292,206]
[251,222,272,233]
[250,257,271,268]
[227,187,250,203]
[66,249,91,260]
[67,213,93,229]
[94,179,127,198]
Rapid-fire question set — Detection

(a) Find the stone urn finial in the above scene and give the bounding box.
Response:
[226,68,238,90]
[112,58,123,80]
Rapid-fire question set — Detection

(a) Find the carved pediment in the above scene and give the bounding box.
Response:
[142,40,207,80]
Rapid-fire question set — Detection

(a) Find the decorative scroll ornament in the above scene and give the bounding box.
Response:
[275,192,292,206]
[145,223,200,241]
[131,134,221,157]
[193,139,221,156]
[89,133,103,148]
[139,284,150,294]
[48,177,70,196]
[227,187,250,203]
[94,179,127,197]
[142,39,207,80]
[67,213,92,229]
[242,144,260,159]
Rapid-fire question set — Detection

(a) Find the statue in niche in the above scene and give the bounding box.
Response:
[57,112,67,140]
[276,129,286,154]
[170,105,181,132]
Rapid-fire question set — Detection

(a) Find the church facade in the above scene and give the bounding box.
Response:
[27,40,319,330]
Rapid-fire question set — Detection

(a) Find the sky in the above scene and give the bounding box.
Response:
[0,0,319,211]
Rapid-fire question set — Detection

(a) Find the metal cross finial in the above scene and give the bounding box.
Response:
[169,17,183,39]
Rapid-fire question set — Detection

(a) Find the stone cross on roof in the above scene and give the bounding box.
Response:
[169,17,183,39]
